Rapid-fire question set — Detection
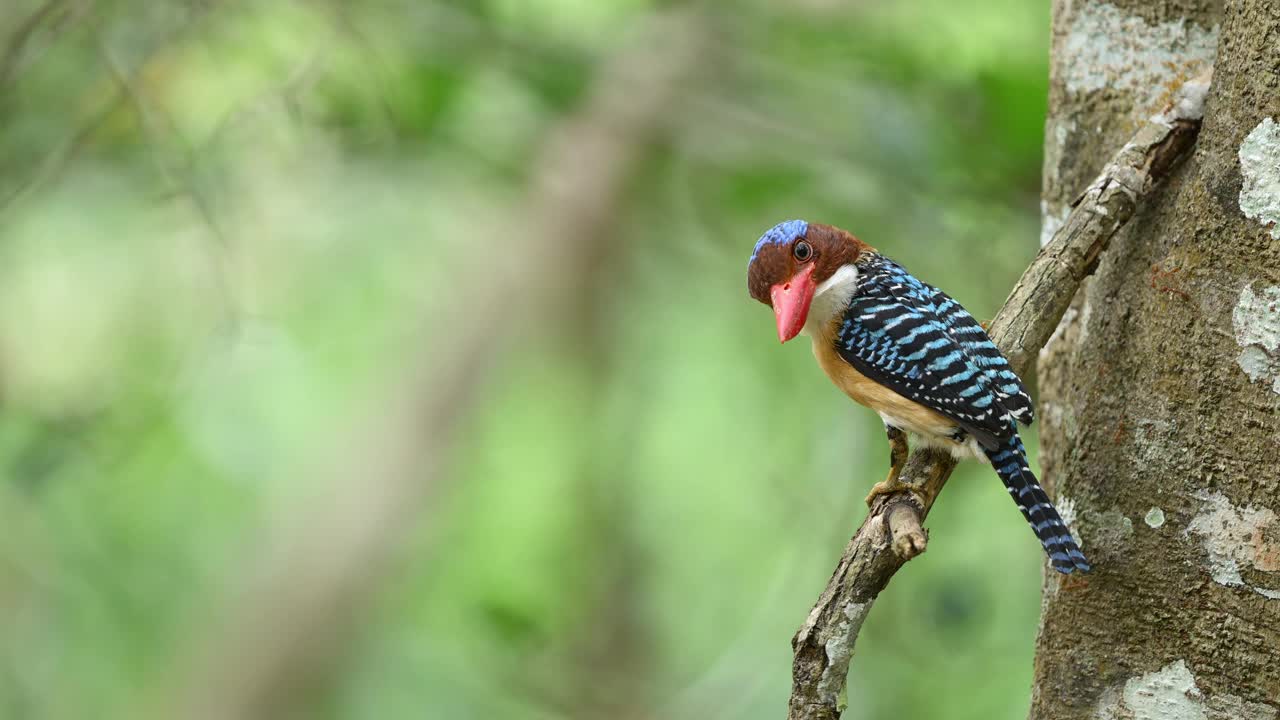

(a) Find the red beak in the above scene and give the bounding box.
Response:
[770,264,817,343]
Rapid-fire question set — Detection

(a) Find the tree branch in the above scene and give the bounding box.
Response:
[786,70,1213,720]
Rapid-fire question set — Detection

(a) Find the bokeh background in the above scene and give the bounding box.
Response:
[0,1,1055,718]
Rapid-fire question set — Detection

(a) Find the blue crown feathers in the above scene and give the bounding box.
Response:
[749,219,808,265]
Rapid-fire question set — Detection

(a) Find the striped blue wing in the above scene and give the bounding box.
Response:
[926,285,1034,424]
[834,256,1025,449]
[833,254,1085,572]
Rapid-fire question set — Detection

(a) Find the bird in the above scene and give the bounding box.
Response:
[746,219,1090,574]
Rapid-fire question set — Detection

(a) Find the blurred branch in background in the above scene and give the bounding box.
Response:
[0,0,94,88]
[163,8,709,720]
[785,72,1212,720]
[94,33,240,330]
[0,0,226,212]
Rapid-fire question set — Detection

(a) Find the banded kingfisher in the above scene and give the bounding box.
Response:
[747,220,1090,574]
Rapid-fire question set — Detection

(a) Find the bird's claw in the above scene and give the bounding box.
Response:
[864,476,927,509]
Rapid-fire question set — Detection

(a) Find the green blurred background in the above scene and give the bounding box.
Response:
[0,1,1055,718]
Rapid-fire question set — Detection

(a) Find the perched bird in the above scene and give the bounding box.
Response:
[747,220,1090,574]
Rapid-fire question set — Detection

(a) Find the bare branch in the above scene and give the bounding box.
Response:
[162,10,709,720]
[786,69,1214,720]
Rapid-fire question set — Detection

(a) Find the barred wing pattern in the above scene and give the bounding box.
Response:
[834,253,1089,573]
[923,283,1034,425]
[833,255,1018,450]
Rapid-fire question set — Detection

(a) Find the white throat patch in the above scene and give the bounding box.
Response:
[803,263,860,336]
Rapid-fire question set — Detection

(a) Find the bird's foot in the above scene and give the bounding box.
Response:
[864,475,927,509]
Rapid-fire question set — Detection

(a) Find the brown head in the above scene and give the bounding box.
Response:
[746,220,869,342]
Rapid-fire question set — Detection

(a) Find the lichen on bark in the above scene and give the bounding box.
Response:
[1031,1,1280,718]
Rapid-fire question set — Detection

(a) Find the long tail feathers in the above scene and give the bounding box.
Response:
[984,435,1091,574]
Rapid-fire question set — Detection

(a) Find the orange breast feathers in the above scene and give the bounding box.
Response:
[809,319,958,439]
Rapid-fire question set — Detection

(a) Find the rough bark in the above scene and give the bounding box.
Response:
[1032,1,1280,719]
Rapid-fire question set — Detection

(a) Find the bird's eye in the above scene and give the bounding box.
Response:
[793,241,813,262]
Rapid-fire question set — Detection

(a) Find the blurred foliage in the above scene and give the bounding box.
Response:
[0,1,1053,718]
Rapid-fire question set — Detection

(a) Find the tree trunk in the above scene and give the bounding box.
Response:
[1032,0,1280,718]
